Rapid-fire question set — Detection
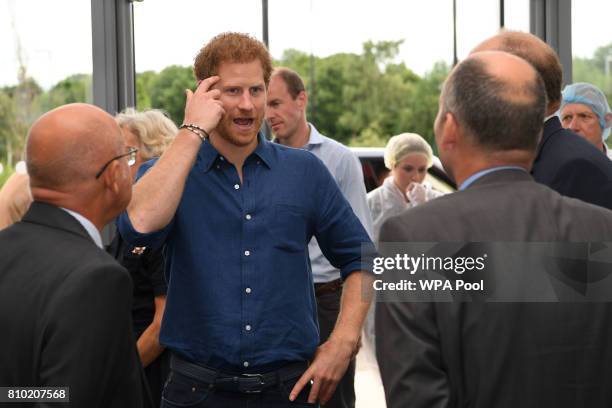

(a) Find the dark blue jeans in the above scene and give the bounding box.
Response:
[160,368,319,408]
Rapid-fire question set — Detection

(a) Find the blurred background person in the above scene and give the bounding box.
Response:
[560,82,612,160]
[362,132,444,372]
[0,161,32,230]
[109,108,176,408]
[367,133,444,244]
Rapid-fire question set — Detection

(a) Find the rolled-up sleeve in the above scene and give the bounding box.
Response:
[310,156,376,279]
[117,159,174,249]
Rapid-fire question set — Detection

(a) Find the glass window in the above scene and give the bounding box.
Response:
[503,0,530,32]
[268,0,454,81]
[456,0,499,60]
[0,0,92,182]
[128,1,534,151]
[268,0,455,149]
[571,0,612,147]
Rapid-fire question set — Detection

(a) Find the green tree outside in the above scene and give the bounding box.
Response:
[2,40,612,188]
[147,65,195,125]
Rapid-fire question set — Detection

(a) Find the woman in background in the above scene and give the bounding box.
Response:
[367,132,443,243]
[109,108,176,407]
[362,132,444,370]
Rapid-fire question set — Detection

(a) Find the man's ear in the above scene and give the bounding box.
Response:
[604,112,612,128]
[101,161,122,196]
[438,112,460,152]
[297,91,307,111]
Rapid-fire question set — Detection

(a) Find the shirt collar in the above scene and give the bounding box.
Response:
[272,123,323,150]
[252,133,274,168]
[199,133,274,172]
[459,166,527,190]
[60,207,103,248]
[544,113,557,123]
[305,123,324,147]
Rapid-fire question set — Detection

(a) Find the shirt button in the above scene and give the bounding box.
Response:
[245,214,252,220]
[244,250,251,256]
[245,287,252,294]
[245,324,252,331]
[220,156,225,161]
[257,160,261,165]
[216,165,220,169]
[243,361,249,367]
[234,184,240,190]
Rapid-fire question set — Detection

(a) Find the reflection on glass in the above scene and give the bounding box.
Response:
[0,0,92,181]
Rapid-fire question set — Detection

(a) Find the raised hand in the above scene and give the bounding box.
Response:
[183,76,225,134]
[406,182,427,205]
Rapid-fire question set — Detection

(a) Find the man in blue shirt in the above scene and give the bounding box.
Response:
[118,32,374,407]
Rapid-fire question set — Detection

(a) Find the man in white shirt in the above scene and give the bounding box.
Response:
[266,67,373,408]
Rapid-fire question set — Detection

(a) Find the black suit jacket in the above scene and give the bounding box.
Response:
[0,202,149,407]
[376,169,612,408]
[532,116,612,210]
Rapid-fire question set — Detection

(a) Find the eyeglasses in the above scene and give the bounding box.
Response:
[95,146,138,179]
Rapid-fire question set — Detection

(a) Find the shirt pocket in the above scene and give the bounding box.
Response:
[268,204,307,252]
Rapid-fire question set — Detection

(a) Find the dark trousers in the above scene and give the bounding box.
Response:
[146,349,170,408]
[160,357,318,408]
[316,287,356,408]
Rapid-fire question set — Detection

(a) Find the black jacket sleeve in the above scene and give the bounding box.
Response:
[38,263,146,408]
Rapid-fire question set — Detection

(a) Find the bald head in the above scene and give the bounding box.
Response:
[440,50,546,152]
[472,31,562,110]
[26,103,124,191]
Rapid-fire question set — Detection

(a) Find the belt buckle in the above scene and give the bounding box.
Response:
[240,373,265,394]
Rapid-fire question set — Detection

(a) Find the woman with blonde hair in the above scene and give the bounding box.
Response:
[109,108,177,408]
[367,132,444,243]
[115,108,177,176]
[362,133,444,371]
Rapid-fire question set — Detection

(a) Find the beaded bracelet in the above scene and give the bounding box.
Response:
[179,123,210,142]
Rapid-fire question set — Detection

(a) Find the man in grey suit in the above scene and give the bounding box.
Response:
[375,51,612,408]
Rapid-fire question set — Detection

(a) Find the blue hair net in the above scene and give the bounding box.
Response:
[560,82,612,141]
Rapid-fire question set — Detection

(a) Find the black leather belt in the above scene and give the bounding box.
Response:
[314,278,343,296]
[170,354,307,394]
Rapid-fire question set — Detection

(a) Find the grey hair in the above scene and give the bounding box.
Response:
[115,108,177,160]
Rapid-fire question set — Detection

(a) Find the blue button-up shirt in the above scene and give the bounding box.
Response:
[301,124,373,283]
[117,135,373,372]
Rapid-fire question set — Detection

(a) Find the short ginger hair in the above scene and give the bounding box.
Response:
[193,32,273,86]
